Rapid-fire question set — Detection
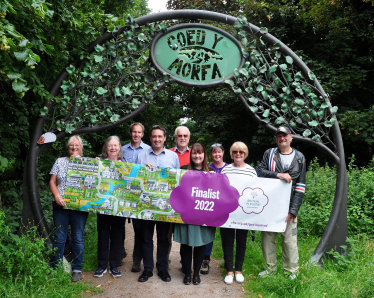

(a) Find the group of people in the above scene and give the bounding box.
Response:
[49,124,306,285]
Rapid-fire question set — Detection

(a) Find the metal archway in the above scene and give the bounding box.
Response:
[22,10,348,262]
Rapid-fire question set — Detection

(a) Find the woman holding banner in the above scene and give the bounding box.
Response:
[174,143,216,285]
[200,143,229,275]
[220,142,257,284]
[94,136,126,278]
[49,135,88,282]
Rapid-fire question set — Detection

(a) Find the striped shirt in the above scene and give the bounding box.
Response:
[221,164,257,177]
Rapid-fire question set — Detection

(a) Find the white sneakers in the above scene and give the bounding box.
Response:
[235,273,244,283]
[224,272,245,284]
[224,274,234,284]
[258,269,272,277]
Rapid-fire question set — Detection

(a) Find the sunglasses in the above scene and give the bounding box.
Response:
[232,150,245,155]
[177,134,189,138]
[210,143,222,149]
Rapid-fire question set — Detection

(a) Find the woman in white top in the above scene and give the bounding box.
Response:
[49,135,88,282]
[221,142,257,285]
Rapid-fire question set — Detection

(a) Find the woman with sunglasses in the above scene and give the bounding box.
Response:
[200,143,229,275]
[220,141,257,284]
[174,143,216,285]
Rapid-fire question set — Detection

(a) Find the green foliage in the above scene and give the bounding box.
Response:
[46,17,167,133]
[326,237,360,272]
[236,233,374,298]
[298,156,374,236]
[0,0,149,183]
[0,211,53,281]
[340,107,374,144]
[82,213,98,271]
[0,211,101,297]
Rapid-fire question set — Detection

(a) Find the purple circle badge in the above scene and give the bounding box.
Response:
[170,171,240,226]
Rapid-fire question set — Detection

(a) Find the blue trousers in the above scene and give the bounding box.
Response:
[52,202,88,272]
[204,241,214,259]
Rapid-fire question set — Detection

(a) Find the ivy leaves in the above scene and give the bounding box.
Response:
[224,15,339,144]
[45,19,168,132]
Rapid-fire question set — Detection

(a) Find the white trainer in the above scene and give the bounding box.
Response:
[235,273,244,283]
[258,269,272,277]
[224,274,234,284]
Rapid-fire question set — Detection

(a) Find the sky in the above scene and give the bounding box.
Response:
[147,0,168,13]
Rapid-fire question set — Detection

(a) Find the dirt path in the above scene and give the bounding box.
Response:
[82,221,246,298]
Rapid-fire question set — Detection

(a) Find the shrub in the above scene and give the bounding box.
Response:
[298,156,374,237]
[0,210,54,281]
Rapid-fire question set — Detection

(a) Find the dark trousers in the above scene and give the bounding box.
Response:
[132,218,143,262]
[142,220,170,272]
[204,241,214,260]
[220,227,248,272]
[97,214,125,269]
[180,244,206,277]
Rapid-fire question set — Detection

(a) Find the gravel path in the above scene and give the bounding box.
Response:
[82,221,246,298]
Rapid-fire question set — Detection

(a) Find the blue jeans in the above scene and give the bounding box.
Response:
[205,241,214,259]
[52,202,88,272]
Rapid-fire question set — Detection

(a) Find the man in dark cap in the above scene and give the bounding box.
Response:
[256,127,306,280]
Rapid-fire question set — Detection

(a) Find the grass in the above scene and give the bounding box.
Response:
[82,213,99,271]
[211,230,374,298]
[0,211,102,298]
[0,267,103,298]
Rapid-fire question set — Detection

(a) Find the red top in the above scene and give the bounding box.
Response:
[169,147,190,167]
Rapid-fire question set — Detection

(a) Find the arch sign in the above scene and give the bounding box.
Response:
[151,24,243,86]
[23,10,348,264]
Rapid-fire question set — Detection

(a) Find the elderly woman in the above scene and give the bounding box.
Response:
[174,143,216,285]
[49,135,88,282]
[200,143,229,275]
[94,136,126,279]
[221,141,257,285]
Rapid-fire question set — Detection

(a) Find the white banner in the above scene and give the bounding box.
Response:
[220,175,291,232]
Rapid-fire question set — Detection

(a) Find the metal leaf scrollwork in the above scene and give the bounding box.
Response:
[41,16,169,133]
[226,16,338,148]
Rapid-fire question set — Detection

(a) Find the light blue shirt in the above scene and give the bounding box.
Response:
[122,141,151,163]
[136,147,180,169]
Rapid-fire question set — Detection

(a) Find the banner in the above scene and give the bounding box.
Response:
[64,157,291,232]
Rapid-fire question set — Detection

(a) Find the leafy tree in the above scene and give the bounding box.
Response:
[0,0,150,182]
[166,0,374,166]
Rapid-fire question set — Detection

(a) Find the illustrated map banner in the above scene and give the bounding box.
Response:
[64,157,292,232]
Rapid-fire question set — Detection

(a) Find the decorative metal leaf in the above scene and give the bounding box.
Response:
[285,56,293,64]
[303,129,311,137]
[308,120,318,127]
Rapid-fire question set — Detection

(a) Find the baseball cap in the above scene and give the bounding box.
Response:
[275,127,292,136]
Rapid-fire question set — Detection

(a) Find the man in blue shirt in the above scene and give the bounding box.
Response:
[122,122,150,163]
[136,125,180,283]
[122,122,150,273]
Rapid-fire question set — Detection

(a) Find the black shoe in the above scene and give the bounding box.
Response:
[183,274,191,285]
[200,259,210,275]
[138,269,153,282]
[193,275,201,285]
[158,269,171,282]
[131,261,141,272]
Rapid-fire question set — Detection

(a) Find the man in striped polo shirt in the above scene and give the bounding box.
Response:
[256,126,306,280]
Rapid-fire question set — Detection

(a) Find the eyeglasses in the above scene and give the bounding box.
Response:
[232,150,245,155]
[177,134,189,138]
